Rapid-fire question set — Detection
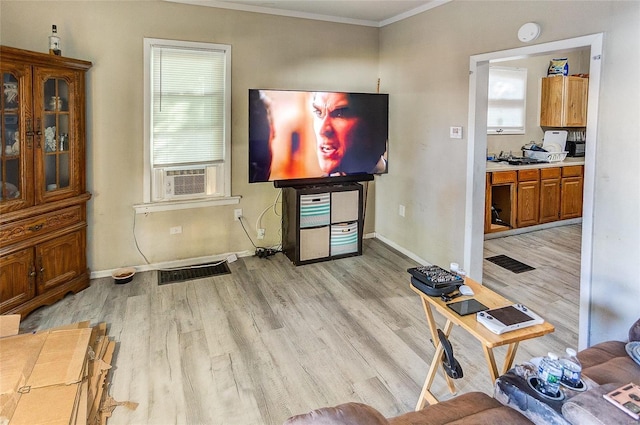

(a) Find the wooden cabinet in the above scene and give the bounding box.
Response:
[539,167,561,223]
[283,183,363,265]
[560,165,584,220]
[0,248,35,313]
[485,171,517,233]
[517,169,540,228]
[0,46,91,317]
[540,76,588,127]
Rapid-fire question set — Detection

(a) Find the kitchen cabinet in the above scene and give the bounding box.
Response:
[0,46,92,317]
[539,167,561,223]
[282,183,363,265]
[517,169,540,227]
[540,76,588,127]
[485,164,583,234]
[485,170,517,233]
[560,165,584,220]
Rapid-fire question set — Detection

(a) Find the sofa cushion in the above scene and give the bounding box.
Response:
[581,356,640,385]
[577,340,627,370]
[387,392,532,425]
[284,402,389,425]
[283,393,533,425]
[561,383,638,425]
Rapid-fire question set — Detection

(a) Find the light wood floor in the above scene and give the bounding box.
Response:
[19,225,581,424]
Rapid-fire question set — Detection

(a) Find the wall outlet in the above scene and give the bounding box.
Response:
[398,204,406,217]
[234,209,242,221]
[257,228,265,239]
[169,226,182,235]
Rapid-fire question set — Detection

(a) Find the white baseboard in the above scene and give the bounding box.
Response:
[371,233,431,266]
[90,250,254,279]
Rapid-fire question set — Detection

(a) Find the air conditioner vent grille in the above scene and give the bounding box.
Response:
[174,174,205,195]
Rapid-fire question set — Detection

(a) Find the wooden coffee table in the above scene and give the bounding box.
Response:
[411,277,555,410]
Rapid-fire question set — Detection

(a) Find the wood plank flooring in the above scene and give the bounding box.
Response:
[19,225,581,424]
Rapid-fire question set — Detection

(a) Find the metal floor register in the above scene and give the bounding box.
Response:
[158,262,231,285]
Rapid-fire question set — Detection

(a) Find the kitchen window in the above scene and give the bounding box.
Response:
[142,38,232,207]
[487,66,527,135]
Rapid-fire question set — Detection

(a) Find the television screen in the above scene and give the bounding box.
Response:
[249,89,388,184]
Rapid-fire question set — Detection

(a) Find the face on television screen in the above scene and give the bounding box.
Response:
[249,89,388,183]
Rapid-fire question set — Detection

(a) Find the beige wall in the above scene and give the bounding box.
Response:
[377,1,639,344]
[2,1,638,345]
[0,0,380,269]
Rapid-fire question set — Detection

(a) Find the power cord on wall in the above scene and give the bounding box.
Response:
[133,210,151,265]
[237,213,281,259]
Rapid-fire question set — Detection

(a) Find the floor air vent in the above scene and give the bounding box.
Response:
[158,262,231,285]
[485,255,535,274]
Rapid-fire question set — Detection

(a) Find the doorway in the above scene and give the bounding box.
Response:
[463,34,603,349]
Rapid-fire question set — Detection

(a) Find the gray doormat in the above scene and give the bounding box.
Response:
[158,262,231,285]
[485,255,535,274]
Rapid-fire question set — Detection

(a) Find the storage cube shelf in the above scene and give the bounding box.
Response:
[283,183,363,265]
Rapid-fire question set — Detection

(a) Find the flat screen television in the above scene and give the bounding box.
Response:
[249,89,388,187]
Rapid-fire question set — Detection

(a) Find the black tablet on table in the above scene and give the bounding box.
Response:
[447,299,488,316]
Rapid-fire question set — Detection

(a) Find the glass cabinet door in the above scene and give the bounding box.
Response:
[43,77,70,192]
[1,63,32,212]
[34,67,79,202]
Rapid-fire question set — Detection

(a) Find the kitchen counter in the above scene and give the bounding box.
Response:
[486,157,585,172]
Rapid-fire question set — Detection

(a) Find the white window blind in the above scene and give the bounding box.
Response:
[487,66,527,134]
[151,46,226,166]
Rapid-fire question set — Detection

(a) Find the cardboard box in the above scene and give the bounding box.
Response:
[0,316,127,425]
[0,325,92,424]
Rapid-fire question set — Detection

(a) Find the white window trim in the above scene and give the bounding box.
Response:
[487,66,527,135]
[141,38,233,211]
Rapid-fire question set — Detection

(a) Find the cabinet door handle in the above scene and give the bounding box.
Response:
[26,117,34,149]
[29,267,36,278]
[35,118,42,148]
[28,223,44,232]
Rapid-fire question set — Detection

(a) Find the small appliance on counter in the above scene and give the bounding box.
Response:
[566,140,585,157]
[566,130,586,157]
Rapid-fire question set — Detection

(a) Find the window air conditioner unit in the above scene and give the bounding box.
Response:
[154,166,216,200]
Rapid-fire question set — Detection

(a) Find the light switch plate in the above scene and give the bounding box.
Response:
[450,126,463,139]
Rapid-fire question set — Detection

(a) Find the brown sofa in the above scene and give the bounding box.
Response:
[284,319,640,425]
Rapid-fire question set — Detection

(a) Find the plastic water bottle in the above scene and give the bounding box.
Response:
[559,348,582,387]
[537,352,562,396]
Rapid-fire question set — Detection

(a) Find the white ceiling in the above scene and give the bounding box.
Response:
[166,0,449,27]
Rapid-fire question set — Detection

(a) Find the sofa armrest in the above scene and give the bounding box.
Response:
[284,402,389,425]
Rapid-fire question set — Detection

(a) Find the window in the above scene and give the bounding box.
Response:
[487,66,527,134]
[143,38,231,204]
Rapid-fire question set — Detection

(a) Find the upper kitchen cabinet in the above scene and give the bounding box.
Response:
[1,46,92,317]
[540,76,588,127]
